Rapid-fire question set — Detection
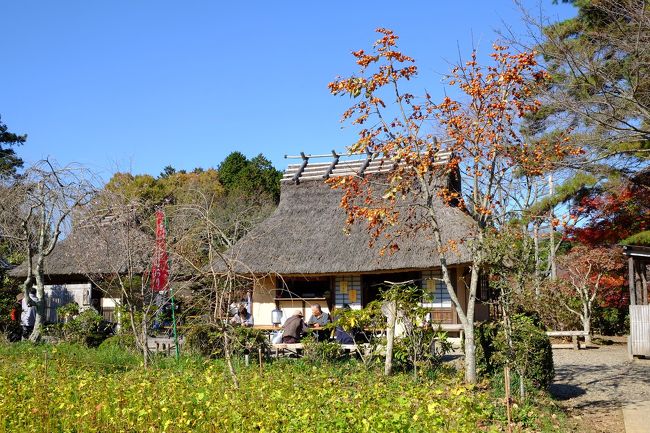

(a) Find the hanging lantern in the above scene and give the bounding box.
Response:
[271,308,283,326]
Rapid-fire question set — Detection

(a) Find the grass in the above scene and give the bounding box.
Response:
[0,342,570,432]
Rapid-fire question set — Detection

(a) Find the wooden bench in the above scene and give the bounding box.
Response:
[546,331,589,350]
[271,343,370,357]
[271,343,304,357]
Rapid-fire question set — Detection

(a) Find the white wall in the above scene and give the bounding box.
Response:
[43,283,92,322]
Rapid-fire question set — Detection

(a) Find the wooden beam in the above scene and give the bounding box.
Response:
[642,263,648,305]
[630,256,637,306]
[323,150,339,179]
[635,260,644,306]
[292,152,309,184]
[357,150,373,177]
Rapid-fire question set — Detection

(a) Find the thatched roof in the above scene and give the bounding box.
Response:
[222,156,476,275]
[10,219,154,279]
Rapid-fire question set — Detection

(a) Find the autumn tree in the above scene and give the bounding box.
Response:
[555,245,625,344]
[567,169,650,246]
[328,29,579,383]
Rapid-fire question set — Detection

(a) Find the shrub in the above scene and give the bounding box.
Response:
[185,323,268,358]
[0,287,21,342]
[301,335,342,364]
[393,327,452,374]
[57,302,80,321]
[230,326,269,356]
[55,307,113,347]
[512,286,580,332]
[476,314,554,390]
[98,333,137,352]
[185,323,223,357]
[593,306,628,336]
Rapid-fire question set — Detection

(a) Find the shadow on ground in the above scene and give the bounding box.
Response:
[549,383,586,400]
[551,345,650,412]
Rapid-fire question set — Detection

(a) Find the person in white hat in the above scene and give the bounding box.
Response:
[19,289,38,340]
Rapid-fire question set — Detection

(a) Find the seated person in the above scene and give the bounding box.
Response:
[307,304,330,328]
[307,304,331,342]
[230,304,254,327]
[281,311,307,343]
[333,304,354,344]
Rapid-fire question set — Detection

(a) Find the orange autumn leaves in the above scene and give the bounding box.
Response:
[438,46,581,181]
[328,28,581,250]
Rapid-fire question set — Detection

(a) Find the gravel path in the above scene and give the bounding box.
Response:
[550,343,650,432]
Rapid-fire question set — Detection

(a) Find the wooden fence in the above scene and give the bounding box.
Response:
[629,305,650,357]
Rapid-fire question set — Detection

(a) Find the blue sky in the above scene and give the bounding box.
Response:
[1,1,576,180]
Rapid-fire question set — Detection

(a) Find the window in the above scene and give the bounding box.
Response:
[477,272,491,302]
[335,275,362,309]
[421,270,452,308]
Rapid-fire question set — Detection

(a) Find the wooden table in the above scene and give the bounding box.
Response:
[253,325,282,331]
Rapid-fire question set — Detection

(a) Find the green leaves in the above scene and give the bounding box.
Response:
[0,343,509,433]
[0,115,26,177]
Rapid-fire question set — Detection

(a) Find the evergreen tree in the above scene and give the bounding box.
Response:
[0,116,26,177]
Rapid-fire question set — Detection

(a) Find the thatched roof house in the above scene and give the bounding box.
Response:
[10,217,155,322]
[221,152,487,328]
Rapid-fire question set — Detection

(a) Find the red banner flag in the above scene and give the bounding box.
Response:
[150,209,169,292]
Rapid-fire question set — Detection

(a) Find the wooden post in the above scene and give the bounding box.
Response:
[292,152,309,184]
[258,348,263,376]
[572,335,578,350]
[636,261,644,306]
[504,365,512,433]
[323,150,339,179]
[382,301,397,376]
[629,256,637,306]
[357,149,373,177]
[638,262,650,305]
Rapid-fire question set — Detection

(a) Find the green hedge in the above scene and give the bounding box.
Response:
[476,314,554,390]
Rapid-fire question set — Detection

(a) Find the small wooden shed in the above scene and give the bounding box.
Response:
[624,245,650,357]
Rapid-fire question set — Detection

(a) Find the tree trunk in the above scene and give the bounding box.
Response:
[223,329,239,389]
[548,174,557,280]
[533,222,540,296]
[383,300,397,376]
[464,323,477,383]
[29,288,45,342]
[582,314,592,345]
[141,315,149,368]
[421,179,479,384]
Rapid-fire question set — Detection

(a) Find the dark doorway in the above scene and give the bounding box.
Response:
[361,271,421,307]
